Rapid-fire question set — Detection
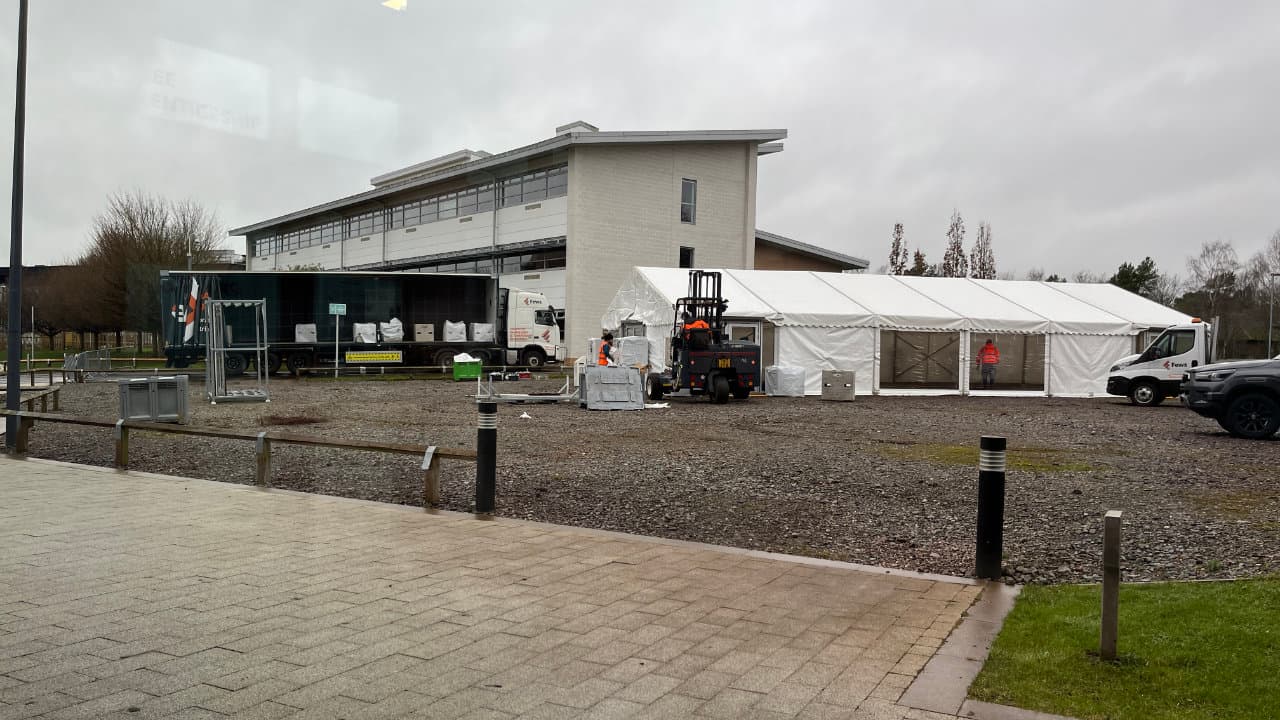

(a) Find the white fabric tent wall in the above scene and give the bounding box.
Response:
[776,327,877,395]
[1047,334,1133,396]
[601,268,1192,397]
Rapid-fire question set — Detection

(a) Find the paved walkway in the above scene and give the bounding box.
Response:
[0,457,981,719]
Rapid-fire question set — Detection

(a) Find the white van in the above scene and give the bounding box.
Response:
[1106,320,1213,406]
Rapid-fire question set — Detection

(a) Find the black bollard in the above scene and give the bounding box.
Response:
[975,435,1007,580]
[475,401,497,514]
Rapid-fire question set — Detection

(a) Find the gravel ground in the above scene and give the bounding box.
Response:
[15,375,1279,585]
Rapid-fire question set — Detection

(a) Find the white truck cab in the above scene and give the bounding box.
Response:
[1106,320,1213,406]
[504,289,566,367]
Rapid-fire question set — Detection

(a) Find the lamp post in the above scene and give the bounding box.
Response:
[1269,272,1279,359]
[5,0,29,449]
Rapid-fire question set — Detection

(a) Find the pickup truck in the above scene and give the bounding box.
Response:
[1180,356,1280,439]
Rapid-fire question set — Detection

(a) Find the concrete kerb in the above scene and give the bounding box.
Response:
[899,581,1081,720]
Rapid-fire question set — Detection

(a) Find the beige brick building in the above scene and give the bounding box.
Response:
[231,122,866,359]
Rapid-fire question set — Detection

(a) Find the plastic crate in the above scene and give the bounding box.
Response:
[453,360,483,381]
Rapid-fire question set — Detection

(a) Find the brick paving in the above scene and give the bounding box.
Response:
[0,457,981,719]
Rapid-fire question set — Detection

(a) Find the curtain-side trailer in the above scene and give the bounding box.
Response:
[160,270,564,375]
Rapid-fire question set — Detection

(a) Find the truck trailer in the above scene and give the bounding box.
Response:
[160,270,564,375]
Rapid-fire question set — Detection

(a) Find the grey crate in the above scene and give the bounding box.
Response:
[821,370,856,402]
[583,367,644,410]
[118,375,190,424]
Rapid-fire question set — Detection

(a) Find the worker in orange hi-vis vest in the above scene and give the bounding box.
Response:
[977,338,1001,389]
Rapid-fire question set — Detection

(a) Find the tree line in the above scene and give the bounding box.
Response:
[3,191,225,353]
[884,217,1280,358]
[886,209,997,279]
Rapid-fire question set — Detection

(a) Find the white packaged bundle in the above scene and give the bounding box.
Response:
[443,321,467,342]
[380,318,404,342]
[470,323,495,342]
[765,365,806,397]
[615,336,649,367]
[353,323,377,344]
[295,323,317,343]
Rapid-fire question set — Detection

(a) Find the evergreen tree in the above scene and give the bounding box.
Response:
[888,223,908,275]
[1108,257,1160,297]
[969,222,996,279]
[941,210,968,277]
[905,249,929,276]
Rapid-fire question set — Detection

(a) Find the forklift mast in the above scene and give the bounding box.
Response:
[673,270,729,343]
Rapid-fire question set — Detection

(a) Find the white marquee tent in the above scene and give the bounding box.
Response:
[601,267,1192,396]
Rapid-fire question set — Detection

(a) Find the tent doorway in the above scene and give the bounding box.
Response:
[969,334,1045,391]
[879,331,961,389]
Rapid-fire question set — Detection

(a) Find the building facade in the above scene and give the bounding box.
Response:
[232,122,864,357]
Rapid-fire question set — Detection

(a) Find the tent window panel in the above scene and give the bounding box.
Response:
[879,331,961,389]
[969,333,1046,391]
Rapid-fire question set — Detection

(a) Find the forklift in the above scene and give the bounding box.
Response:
[646,270,761,403]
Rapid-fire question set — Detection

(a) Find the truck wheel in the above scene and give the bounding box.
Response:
[1223,393,1280,439]
[433,349,458,367]
[520,348,547,368]
[266,353,283,375]
[710,375,730,404]
[286,353,309,375]
[1129,381,1162,407]
[731,384,751,400]
[647,374,665,401]
[224,353,247,377]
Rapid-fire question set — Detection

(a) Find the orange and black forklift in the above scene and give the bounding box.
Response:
[646,270,760,403]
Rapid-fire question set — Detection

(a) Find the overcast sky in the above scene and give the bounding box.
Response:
[0,0,1277,278]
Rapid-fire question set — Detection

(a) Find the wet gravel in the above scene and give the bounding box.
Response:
[15,375,1279,585]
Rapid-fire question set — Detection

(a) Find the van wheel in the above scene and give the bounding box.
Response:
[1223,393,1280,439]
[1129,381,1162,407]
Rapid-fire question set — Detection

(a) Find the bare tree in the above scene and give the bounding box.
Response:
[1025,267,1046,281]
[80,191,225,351]
[1185,240,1240,319]
[1149,274,1182,306]
[1071,270,1105,283]
[969,221,996,279]
[888,223,908,275]
[941,210,968,277]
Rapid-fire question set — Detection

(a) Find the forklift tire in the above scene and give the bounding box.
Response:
[711,375,730,404]
[647,375,665,402]
[731,385,751,400]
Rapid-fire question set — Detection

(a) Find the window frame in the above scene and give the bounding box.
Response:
[680,178,697,224]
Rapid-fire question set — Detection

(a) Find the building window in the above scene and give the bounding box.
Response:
[679,246,695,269]
[680,178,696,224]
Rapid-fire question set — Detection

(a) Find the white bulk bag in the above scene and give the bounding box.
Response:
[443,321,467,342]
[470,323,496,342]
[380,318,404,342]
[295,323,317,343]
[353,323,377,344]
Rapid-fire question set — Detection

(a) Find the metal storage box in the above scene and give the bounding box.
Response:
[118,375,190,423]
[413,323,435,341]
[820,370,856,402]
[583,366,644,410]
